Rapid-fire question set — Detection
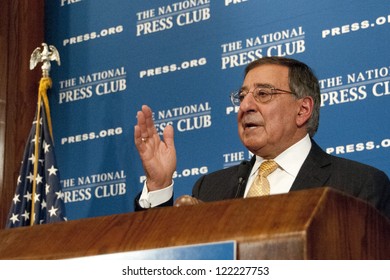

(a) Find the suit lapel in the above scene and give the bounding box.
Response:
[290,140,332,191]
[236,156,256,198]
[238,141,331,195]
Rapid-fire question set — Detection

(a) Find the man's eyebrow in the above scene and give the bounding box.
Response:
[240,83,273,90]
[254,83,274,88]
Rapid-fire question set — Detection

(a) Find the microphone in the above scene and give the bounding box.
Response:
[235,160,250,198]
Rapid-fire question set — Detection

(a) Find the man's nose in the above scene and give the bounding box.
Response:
[239,90,257,111]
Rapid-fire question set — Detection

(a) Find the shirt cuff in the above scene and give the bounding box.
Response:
[138,180,174,208]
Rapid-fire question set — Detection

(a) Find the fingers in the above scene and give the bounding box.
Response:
[163,124,175,149]
[142,105,158,137]
[134,125,143,147]
[134,105,152,143]
[138,106,150,136]
[134,105,175,149]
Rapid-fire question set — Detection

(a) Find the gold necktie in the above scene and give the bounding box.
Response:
[247,160,278,197]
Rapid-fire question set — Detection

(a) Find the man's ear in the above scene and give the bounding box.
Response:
[296,96,314,127]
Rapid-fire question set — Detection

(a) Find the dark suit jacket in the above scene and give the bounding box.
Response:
[135,140,390,219]
[192,140,390,219]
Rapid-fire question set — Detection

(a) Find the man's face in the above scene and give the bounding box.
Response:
[237,64,307,158]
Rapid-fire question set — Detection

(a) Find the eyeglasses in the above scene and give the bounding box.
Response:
[230,85,296,106]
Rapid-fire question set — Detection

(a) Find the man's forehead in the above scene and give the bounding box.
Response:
[243,64,289,86]
[246,63,289,75]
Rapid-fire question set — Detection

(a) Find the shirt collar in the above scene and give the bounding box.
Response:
[252,134,312,177]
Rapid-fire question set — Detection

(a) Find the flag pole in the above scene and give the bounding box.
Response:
[30,77,52,225]
[28,43,60,226]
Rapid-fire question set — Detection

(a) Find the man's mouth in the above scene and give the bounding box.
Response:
[245,123,256,129]
[243,120,261,129]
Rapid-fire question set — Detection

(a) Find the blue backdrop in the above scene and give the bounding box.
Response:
[45,0,390,220]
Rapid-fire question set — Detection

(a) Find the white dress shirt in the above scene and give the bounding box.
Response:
[244,134,312,196]
[138,181,174,208]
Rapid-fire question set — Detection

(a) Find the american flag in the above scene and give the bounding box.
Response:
[7,78,66,228]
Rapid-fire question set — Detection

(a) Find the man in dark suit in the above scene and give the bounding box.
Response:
[134,57,390,219]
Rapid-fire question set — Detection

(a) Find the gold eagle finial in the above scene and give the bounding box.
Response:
[30,43,61,77]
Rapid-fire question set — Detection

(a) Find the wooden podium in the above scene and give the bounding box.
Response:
[0,187,389,259]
